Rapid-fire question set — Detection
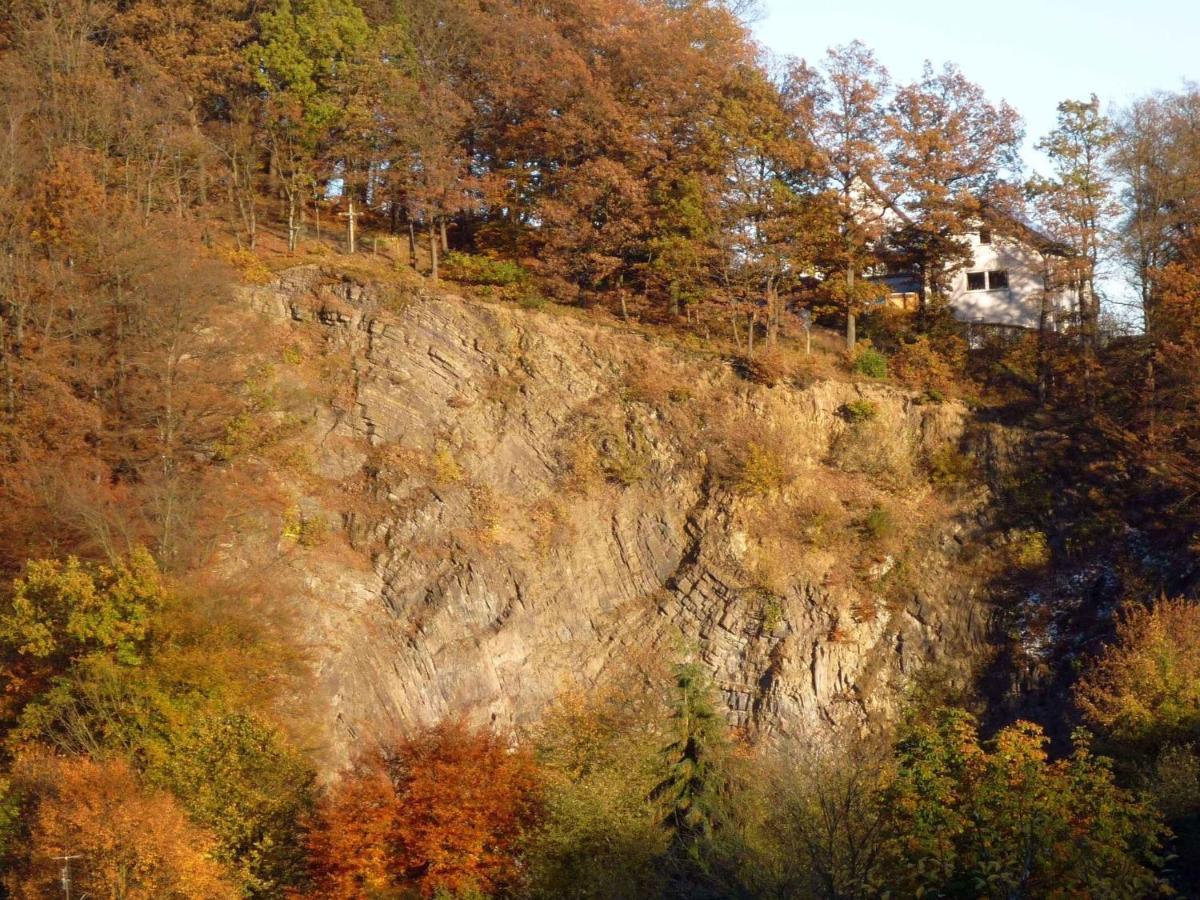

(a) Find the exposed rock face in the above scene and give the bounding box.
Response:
[245,267,998,757]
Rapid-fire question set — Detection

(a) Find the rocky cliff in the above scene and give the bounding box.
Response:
[244,266,1002,758]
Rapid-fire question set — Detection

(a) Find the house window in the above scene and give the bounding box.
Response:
[978,227,992,245]
[966,270,1010,291]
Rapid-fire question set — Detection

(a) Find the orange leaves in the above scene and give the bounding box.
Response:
[307,720,544,898]
[305,762,402,899]
[5,755,238,899]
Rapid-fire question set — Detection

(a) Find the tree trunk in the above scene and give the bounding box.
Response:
[1037,264,1052,408]
[440,217,449,254]
[286,188,298,254]
[408,220,418,269]
[347,196,357,254]
[429,221,439,282]
[846,266,857,351]
[766,280,780,346]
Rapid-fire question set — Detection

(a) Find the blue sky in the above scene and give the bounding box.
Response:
[752,0,1199,174]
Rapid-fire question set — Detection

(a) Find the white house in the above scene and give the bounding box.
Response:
[946,223,1077,329]
[873,217,1079,331]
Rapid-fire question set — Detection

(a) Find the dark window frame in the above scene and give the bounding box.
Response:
[978,227,993,245]
[988,270,1009,290]
[967,271,987,291]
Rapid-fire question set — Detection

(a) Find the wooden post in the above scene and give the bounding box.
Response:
[347,196,357,254]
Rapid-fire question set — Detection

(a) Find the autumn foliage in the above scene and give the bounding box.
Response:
[4,754,237,899]
[307,720,543,898]
[0,0,1198,896]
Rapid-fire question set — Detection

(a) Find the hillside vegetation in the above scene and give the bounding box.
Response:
[0,0,1198,897]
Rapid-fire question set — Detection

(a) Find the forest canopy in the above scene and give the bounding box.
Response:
[0,0,1199,896]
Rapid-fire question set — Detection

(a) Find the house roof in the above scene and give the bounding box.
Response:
[978,204,1076,258]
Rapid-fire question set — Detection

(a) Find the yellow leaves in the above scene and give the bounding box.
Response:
[1076,597,1200,745]
[737,441,788,497]
[0,549,166,666]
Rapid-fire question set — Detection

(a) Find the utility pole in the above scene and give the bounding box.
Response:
[51,853,81,900]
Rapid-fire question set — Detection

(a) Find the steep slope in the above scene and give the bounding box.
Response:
[245,267,1002,757]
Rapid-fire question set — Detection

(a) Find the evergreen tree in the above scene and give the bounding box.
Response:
[653,662,744,899]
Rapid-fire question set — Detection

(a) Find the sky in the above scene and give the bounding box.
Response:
[752,0,1199,174]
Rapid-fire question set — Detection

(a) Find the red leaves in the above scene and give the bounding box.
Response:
[307,720,544,898]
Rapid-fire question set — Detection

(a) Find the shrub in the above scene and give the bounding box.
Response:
[442,252,527,286]
[516,289,549,310]
[432,444,465,484]
[862,505,894,542]
[624,357,689,406]
[738,349,790,387]
[738,442,788,496]
[928,446,975,487]
[890,334,966,394]
[844,399,879,424]
[281,507,328,548]
[221,247,273,285]
[853,347,888,379]
[1008,529,1050,569]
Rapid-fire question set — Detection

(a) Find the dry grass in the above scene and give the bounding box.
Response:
[525,496,576,556]
[828,414,917,489]
[623,353,692,407]
[710,412,808,497]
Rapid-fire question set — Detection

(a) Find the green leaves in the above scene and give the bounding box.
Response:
[249,0,371,129]
[149,713,315,896]
[880,709,1168,898]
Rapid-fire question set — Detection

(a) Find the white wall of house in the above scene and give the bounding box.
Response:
[948,230,1072,329]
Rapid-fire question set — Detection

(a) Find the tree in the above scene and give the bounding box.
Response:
[4,754,238,899]
[786,42,894,350]
[308,720,544,898]
[525,680,670,899]
[0,549,165,670]
[1032,95,1119,405]
[761,739,893,898]
[718,63,826,352]
[1110,88,1200,332]
[880,708,1167,898]
[1077,597,1200,751]
[652,662,741,898]
[884,62,1024,308]
[248,0,372,252]
[148,713,315,897]
[0,551,315,896]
